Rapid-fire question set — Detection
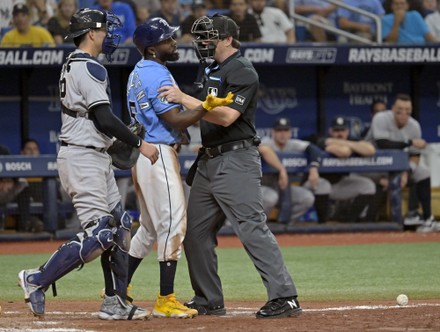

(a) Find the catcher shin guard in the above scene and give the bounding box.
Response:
[101,246,129,301]
[30,216,116,288]
[111,202,133,252]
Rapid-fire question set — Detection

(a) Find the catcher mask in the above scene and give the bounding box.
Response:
[66,8,122,62]
[191,14,240,60]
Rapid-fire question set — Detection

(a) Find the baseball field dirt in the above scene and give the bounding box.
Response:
[1,231,439,332]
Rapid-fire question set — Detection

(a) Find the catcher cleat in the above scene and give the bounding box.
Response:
[100,283,134,303]
[18,269,45,316]
[256,297,302,319]
[184,298,226,316]
[98,294,150,320]
[153,293,198,318]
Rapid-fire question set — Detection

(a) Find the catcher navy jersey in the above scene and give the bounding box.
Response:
[127,60,185,145]
[59,50,113,149]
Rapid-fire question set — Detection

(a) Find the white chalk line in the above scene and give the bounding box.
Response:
[2,303,439,322]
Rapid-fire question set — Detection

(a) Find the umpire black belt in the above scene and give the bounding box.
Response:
[61,141,107,153]
[202,138,258,158]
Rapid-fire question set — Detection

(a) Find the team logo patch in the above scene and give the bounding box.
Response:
[160,97,169,104]
[208,87,218,96]
[235,95,245,105]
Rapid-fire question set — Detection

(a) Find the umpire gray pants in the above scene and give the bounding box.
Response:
[184,146,297,308]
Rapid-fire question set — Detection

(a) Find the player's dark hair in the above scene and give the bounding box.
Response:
[73,34,85,47]
[370,98,386,113]
[21,138,39,151]
[394,93,411,103]
[231,38,241,49]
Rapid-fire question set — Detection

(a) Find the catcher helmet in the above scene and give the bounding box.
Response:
[191,14,239,60]
[66,8,122,62]
[133,18,179,55]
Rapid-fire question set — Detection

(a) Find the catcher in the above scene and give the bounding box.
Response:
[122,18,233,318]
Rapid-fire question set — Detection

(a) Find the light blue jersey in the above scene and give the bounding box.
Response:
[127,60,186,145]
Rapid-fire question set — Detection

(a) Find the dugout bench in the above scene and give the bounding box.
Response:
[0,150,409,234]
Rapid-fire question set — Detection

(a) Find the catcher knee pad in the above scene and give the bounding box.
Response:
[79,216,115,263]
[112,202,133,252]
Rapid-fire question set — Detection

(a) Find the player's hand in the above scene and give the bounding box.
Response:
[157,84,184,104]
[278,168,289,190]
[202,92,234,111]
[308,167,320,190]
[139,141,159,165]
[411,138,426,149]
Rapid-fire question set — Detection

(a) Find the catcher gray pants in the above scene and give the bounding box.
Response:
[184,146,298,308]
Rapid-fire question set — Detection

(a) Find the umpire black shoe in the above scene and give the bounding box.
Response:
[184,299,226,316]
[256,296,302,319]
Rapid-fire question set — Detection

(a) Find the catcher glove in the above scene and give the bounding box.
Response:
[107,122,146,170]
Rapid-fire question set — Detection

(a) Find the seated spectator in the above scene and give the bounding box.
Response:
[149,0,182,38]
[261,118,331,224]
[93,0,136,44]
[421,0,437,16]
[26,0,57,27]
[368,94,440,232]
[226,0,262,42]
[0,3,55,47]
[425,0,440,38]
[314,116,377,223]
[249,0,295,43]
[337,0,385,43]
[294,0,338,42]
[179,0,208,44]
[47,0,77,45]
[382,0,439,44]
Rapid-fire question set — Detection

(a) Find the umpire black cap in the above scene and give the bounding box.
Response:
[331,116,349,130]
[211,14,240,39]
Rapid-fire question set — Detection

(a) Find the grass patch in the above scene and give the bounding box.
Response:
[2,242,439,303]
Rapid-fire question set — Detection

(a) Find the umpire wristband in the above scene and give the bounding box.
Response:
[406,139,412,147]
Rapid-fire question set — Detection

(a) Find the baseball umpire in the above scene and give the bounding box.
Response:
[158,14,302,319]
[18,8,158,320]
[124,17,233,318]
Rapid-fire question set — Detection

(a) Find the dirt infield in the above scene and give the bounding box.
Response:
[1,231,440,331]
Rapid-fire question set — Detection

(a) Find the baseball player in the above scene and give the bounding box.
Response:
[368,94,440,232]
[261,117,331,224]
[18,8,158,320]
[317,116,377,222]
[158,15,302,319]
[125,18,234,318]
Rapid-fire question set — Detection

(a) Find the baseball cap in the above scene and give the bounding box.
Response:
[331,116,348,130]
[211,14,239,39]
[272,117,291,130]
[13,3,30,16]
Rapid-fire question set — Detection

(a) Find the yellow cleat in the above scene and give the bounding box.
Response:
[153,293,198,318]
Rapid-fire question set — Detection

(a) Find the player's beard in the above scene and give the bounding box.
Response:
[158,49,180,63]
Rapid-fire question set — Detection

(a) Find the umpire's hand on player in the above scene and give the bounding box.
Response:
[140,140,159,164]
[157,84,185,104]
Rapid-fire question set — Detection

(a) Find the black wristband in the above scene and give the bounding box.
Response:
[406,139,412,147]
